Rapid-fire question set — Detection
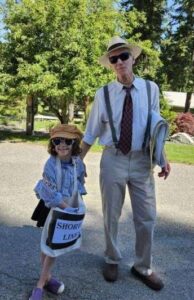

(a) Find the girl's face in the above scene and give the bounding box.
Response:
[51,137,75,161]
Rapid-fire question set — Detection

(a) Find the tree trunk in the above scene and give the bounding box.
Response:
[26,95,35,135]
[68,102,74,122]
[83,95,90,122]
[184,92,192,113]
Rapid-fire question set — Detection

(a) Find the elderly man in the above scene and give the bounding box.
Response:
[80,36,170,291]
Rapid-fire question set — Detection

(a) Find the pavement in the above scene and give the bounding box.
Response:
[0,141,194,300]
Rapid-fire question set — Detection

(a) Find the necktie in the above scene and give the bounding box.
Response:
[118,86,133,155]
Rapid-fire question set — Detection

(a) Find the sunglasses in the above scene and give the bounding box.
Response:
[52,138,75,146]
[109,52,131,64]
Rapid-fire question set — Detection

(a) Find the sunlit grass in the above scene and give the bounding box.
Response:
[165,142,194,164]
[0,130,49,144]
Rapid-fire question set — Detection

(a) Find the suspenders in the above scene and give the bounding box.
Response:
[142,80,152,150]
[103,80,152,151]
[103,85,119,148]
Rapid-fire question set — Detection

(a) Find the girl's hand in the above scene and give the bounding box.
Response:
[59,201,69,209]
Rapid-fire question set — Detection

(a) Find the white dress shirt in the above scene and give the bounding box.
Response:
[83,77,160,151]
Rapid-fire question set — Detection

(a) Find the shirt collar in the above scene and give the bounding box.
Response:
[132,77,143,90]
[115,76,141,93]
[115,80,124,93]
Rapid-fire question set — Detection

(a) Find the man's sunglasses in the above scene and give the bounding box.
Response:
[109,52,130,64]
[52,137,75,146]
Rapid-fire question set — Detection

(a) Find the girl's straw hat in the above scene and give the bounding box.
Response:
[50,124,83,141]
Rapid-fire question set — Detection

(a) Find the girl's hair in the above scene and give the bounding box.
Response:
[48,139,82,156]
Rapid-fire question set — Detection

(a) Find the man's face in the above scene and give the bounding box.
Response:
[108,48,134,79]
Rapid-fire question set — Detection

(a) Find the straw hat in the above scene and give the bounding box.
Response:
[99,36,142,68]
[50,124,83,141]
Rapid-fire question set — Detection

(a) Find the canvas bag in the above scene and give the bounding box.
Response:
[41,157,86,257]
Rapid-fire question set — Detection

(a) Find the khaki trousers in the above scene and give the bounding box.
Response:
[100,148,156,275]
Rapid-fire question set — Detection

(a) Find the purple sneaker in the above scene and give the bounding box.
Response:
[44,277,65,295]
[29,288,43,300]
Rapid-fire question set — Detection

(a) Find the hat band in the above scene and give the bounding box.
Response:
[108,42,127,52]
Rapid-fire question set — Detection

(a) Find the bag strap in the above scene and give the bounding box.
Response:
[56,157,62,192]
[72,158,78,193]
[142,80,152,150]
[56,157,78,193]
[103,85,119,148]
[56,157,79,208]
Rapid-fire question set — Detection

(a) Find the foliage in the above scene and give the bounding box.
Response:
[174,112,194,136]
[160,95,177,135]
[133,39,162,80]
[119,2,165,81]
[0,0,120,123]
[159,0,194,92]
[84,101,93,125]
[120,0,167,46]
[0,0,193,129]
[34,119,58,132]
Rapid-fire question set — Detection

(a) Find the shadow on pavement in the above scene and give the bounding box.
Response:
[0,144,194,299]
[0,210,194,300]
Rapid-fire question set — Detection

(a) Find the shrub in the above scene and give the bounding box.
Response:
[160,96,177,135]
[175,112,194,136]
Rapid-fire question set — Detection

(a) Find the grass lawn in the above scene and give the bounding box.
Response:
[0,130,49,144]
[0,130,194,164]
[91,142,194,164]
[165,142,194,164]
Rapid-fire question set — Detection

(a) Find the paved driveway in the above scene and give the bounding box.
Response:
[0,142,194,300]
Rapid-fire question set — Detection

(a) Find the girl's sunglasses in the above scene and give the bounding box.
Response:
[52,137,75,146]
[109,52,130,64]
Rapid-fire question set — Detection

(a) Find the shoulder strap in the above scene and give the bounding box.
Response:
[56,157,78,193]
[103,85,119,148]
[142,80,152,150]
[56,157,79,207]
[71,158,79,207]
[72,158,78,193]
[56,157,62,192]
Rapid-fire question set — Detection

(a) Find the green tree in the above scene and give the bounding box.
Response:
[120,0,167,46]
[119,1,165,81]
[160,95,176,134]
[160,0,194,111]
[0,0,120,133]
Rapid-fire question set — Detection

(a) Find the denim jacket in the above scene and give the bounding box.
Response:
[34,155,86,208]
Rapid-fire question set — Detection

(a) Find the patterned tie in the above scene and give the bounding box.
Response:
[118,86,133,155]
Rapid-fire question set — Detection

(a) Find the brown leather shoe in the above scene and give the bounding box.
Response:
[103,263,118,282]
[131,266,164,291]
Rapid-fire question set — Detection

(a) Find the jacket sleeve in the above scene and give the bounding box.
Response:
[34,158,64,208]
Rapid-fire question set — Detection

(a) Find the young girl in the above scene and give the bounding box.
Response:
[30,124,86,300]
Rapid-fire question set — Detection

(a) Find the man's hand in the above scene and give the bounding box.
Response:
[83,161,87,177]
[80,141,92,177]
[80,141,91,161]
[158,162,171,180]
